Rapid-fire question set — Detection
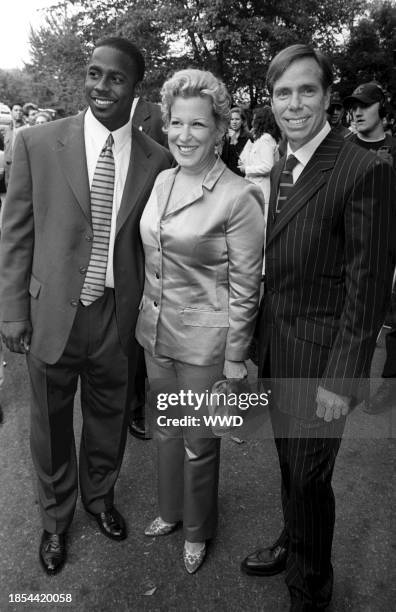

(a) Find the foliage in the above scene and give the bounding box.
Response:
[25,4,88,115]
[3,0,396,116]
[334,1,396,104]
[0,69,35,108]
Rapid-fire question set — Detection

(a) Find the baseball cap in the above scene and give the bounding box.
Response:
[343,82,384,108]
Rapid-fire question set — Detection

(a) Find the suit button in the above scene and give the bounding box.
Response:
[79,266,87,274]
[70,299,79,307]
[85,235,93,242]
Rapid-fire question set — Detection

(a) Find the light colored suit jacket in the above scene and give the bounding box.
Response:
[136,158,265,366]
[259,129,396,415]
[0,112,172,364]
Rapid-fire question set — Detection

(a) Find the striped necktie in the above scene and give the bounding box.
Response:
[275,154,299,214]
[80,134,115,305]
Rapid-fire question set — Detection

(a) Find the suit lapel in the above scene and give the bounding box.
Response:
[115,126,152,234]
[53,112,91,222]
[266,130,344,248]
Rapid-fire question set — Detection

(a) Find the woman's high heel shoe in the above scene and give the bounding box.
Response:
[144,516,179,536]
[183,542,207,574]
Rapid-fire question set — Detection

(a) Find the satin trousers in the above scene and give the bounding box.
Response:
[144,351,222,542]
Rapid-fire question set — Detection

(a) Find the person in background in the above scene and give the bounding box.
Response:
[343,81,396,414]
[131,95,167,147]
[343,82,396,170]
[34,111,53,125]
[241,44,395,612]
[4,103,25,188]
[221,106,251,176]
[326,91,349,136]
[0,36,172,576]
[238,106,281,218]
[23,102,39,126]
[136,68,264,574]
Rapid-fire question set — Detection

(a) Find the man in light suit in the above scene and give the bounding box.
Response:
[0,36,172,575]
[241,45,395,611]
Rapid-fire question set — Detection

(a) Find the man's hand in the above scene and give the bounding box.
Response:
[0,320,32,354]
[316,385,350,422]
[223,359,247,379]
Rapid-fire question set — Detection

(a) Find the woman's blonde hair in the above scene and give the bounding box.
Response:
[161,68,231,139]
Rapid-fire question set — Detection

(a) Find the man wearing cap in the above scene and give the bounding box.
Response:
[344,82,396,414]
[343,82,396,170]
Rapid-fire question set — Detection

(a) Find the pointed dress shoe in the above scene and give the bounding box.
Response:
[144,516,180,536]
[241,535,288,576]
[87,506,127,541]
[183,542,207,574]
[39,530,66,575]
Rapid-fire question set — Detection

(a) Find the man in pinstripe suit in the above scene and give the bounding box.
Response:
[241,45,396,611]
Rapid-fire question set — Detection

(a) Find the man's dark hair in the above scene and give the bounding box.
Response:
[23,102,38,115]
[266,44,333,96]
[95,36,145,83]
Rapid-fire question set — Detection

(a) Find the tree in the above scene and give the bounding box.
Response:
[27,2,88,114]
[28,0,376,112]
[68,0,367,105]
[0,70,35,108]
[335,1,396,103]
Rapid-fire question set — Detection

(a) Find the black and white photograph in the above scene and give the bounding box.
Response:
[0,1,395,610]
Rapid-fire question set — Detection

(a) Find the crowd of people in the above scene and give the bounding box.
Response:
[0,35,395,612]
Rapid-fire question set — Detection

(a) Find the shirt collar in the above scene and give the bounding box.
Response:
[287,121,331,167]
[85,107,132,152]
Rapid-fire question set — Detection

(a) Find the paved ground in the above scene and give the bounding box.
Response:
[0,330,394,612]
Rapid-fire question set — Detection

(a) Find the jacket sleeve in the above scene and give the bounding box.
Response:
[0,129,34,322]
[322,157,396,392]
[225,182,265,361]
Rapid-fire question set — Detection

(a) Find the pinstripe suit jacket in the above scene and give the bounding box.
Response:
[259,129,396,416]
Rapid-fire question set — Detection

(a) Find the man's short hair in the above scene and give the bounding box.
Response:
[266,44,333,96]
[94,36,145,83]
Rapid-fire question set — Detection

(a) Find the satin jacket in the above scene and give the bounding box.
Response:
[136,157,265,366]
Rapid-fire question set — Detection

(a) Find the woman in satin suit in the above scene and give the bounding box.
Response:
[135,69,264,573]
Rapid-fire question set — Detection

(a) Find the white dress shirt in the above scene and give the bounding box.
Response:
[286,122,331,183]
[84,108,132,287]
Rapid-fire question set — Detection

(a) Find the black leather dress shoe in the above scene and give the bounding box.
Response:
[39,530,66,575]
[87,506,127,541]
[241,534,288,576]
[128,417,151,440]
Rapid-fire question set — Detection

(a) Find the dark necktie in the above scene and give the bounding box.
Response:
[80,134,115,305]
[275,154,299,214]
